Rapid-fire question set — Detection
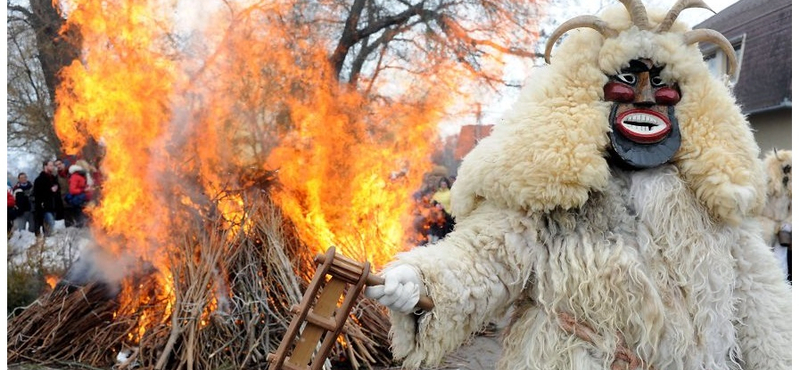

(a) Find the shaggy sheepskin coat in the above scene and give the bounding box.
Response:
[383,6,792,370]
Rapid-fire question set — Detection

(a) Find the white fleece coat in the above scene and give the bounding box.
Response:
[383,6,792,370]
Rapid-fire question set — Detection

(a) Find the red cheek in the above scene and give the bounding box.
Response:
[603,82,635,102]
[655,87,681,105]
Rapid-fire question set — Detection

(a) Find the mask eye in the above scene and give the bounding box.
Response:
[651,75,666,87]
[615,73,636,85]
[783,165,791,174]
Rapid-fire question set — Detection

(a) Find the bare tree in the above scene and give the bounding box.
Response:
[7,19,53,154]
[7,0,81,157]
[321,0,543,90]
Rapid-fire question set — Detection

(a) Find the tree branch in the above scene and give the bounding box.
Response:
[348,25,404,85]
[329,0,368,77]
[356,2,426,40]
[330,1,427,78]
[7,4,33,19]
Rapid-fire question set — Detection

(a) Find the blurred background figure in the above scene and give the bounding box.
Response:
[757,149,791,283]
[8,180,17,231]
[12,173,35,233]
[65,159,95,227]
[33,160,60,237]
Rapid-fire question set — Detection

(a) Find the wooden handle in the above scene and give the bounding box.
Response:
[314,249,434,311]
[366,274,435,311]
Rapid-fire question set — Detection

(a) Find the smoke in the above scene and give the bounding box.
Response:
[65,241,138,295]
[173,0,221,35]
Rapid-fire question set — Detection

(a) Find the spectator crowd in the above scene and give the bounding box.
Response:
[7,157,100,237]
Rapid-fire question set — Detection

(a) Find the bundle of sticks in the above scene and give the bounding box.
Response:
[8,280,129,366]
[7,189,393,369]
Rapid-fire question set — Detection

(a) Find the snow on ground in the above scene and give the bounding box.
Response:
[7,224,93,272]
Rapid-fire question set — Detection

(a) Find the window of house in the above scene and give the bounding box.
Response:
[702,34,745,86]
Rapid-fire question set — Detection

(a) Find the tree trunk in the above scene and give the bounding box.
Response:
[29,0,82,103]
[26,0,83,157]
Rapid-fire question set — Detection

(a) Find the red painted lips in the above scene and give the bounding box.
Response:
[615,109,671,143]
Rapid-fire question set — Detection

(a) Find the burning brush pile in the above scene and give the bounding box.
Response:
[7,0,455,368]
[8,179,393,369]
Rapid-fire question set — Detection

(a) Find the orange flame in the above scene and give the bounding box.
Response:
[50,0,524,343]
[45,275,60,290]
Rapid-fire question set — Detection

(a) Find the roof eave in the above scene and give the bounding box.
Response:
[743,98,792,115]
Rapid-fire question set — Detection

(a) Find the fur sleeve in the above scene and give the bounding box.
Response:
[729,222,792,369]
[385,201,537,369]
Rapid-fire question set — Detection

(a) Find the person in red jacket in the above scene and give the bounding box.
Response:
[66,160,93,207]
[8,180,17,230]
[65,160,95,227]
[8,182,16,207]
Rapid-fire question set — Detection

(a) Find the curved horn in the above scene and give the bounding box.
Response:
[684,29,738,76]
[544,15,619,64]
[619,0,652,30]
[656,0,715,33]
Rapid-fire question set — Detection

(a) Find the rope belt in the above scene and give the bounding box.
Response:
[557,312,655,370]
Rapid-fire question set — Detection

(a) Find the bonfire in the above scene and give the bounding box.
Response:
[8,177,396,369]
[8,0,448,368]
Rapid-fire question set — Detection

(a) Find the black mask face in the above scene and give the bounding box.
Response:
[603,59,682,169]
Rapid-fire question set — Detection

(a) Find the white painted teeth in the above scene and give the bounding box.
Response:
[625,113,658,124]
[622,113,667,135]
[623,124,657,134]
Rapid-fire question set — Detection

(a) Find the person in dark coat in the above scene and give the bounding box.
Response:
[33,160,59,236]
[12,172,35,232]
[54,159,69,221]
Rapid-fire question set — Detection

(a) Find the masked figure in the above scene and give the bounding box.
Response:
[365,1,792,369]
[757,149,791,282]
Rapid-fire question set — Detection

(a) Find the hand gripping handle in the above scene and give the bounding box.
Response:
[366,274,435,311]
[314,248,434,311]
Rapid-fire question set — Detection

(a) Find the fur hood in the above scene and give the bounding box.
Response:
[69,164,86,175]
[450,5,765,225]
